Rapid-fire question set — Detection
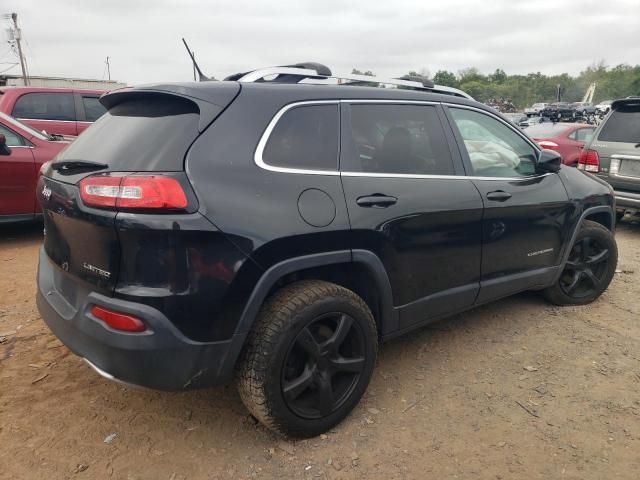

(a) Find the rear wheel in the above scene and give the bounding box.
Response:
[543,220,617,305]
[236,280,378,437]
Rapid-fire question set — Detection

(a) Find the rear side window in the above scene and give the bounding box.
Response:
[598,105,640,143]
[568,127,595,142]
[262,104,339,171]
[13,92,76,121]
[82,96,107,122]
[343,104,454,175]
[55,95,200,171]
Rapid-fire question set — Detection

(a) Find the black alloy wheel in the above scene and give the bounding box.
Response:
[559,236,610,299]
[282,312,365,419]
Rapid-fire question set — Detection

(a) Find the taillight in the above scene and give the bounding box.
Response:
[79,174,188,210]
[537,140,559,149]
[578,149,600,173]
[90,305,147,333]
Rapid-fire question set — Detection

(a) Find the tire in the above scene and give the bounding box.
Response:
[543,220,617,306]
[236,280,378,438]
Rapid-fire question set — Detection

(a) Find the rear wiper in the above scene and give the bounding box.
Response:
[51,161,108,172]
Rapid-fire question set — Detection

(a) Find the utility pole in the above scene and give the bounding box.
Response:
[10,13,29,86]
[105,56,111,81]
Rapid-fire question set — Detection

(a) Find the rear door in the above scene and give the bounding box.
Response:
[0,123,36,216]
[340,101,484,333]
[12,92,78,137]
[445,105,574,303]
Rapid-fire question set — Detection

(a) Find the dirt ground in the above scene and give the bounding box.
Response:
[1,221,639,480]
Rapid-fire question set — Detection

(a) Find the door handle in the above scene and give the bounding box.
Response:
[486,190,512,202]
[356,194,398,208]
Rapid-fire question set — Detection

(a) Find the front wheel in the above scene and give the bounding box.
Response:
[236,280,378,438]
[543,220,617,306]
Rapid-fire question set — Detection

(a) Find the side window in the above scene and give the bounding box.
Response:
[82,96,107,122]
[569,128,595,142]
[262,104,339,171]
[0,125,25,146]
[449,108,538,177]
[344,104,454,175]
[12,93,76,121]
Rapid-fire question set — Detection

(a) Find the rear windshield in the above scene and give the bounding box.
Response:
[524,123,568,138]
[598,105,640,143]
[55,95,200,171]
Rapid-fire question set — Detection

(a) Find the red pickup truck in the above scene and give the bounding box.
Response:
[0,86,107,138]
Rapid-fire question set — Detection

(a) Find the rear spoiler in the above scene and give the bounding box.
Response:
[100,83,240,132]
[611,97,640,110]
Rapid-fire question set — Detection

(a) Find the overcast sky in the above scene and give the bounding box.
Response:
[2,0,639,85]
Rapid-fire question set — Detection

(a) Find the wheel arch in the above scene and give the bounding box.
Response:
[553,205,614,284]
[233,250,397,340]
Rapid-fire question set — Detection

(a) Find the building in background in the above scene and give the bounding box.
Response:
[0,74,125,90]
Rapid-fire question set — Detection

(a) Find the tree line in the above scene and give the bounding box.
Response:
[352,63,640,108]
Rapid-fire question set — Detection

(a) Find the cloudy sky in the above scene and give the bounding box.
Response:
[2,0,639,85]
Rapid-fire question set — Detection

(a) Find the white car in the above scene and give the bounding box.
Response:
[596,100,613,115]
[524,103,548,117]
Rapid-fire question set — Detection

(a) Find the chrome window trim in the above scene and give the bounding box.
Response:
[254,99,548,182]
[254,100,341,176]
[16,118,76,123]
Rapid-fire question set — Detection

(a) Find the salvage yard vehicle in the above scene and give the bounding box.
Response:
[36,63,618,438]
[524,122,595,166]
[0,112,68,223]
[580,97,640,221]
[540,102,574,121]
[0,86,107,138]
[524,102,548,116]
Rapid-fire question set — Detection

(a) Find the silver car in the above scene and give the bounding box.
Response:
[580,98,640,220]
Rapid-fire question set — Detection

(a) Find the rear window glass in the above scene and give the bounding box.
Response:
[598,105,640,143]
[343,104,454,175]
[55,95,200,171]
[82,96,107,122]
[524,123,568,138]
[262,104,339,171]
[13,92,76,121]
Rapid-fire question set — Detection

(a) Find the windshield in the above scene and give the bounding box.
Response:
[0,111,49,141]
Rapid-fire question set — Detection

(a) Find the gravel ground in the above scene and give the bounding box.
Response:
[1,221,639,479]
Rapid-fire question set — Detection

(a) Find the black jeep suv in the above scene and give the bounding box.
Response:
[36,64,618,437]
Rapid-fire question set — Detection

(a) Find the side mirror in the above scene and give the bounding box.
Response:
[0,134,11,156]
[536,149,561,173]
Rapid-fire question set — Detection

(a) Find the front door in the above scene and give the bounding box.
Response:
[445,106,574,303]
[0,124,36,217]
[340,102,484,333]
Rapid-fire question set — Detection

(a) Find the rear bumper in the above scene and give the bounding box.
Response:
[614,189,640,210]
[36,247,245,390]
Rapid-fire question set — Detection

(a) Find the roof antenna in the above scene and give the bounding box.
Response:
[182,38,209,81]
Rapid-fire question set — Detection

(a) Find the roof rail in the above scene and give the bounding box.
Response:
[225,63,473,100]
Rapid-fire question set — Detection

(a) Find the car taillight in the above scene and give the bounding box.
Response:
[537,140,559,149]
[90,305,147,332]
[578,149,600,173]
[79,174,188,210]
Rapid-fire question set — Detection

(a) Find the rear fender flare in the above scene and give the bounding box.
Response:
[553,205,614,283]
[233,249,397,337]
